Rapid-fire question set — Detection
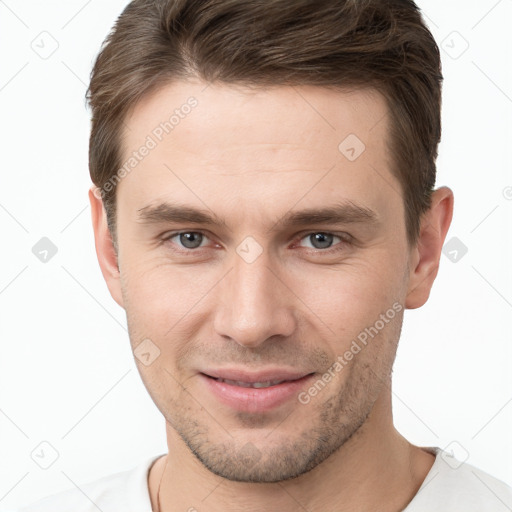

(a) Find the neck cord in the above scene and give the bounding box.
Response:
[155,457,167,512]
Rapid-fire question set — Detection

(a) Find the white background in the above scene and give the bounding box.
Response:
[0,0,511,509]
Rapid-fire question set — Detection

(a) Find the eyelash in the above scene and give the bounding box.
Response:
[160,230,352,256]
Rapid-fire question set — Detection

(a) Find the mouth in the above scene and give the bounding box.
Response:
[208,377,291,389]
[199,369,316,412]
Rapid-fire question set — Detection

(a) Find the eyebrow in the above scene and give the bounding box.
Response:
[136,200,379,232]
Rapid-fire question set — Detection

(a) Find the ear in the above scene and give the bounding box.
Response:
[89,186,124,308]
[405,186,454,309]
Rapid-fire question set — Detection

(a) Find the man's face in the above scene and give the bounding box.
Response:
[112,81,414,482]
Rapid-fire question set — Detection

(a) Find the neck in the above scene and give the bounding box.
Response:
[149,391,435,512]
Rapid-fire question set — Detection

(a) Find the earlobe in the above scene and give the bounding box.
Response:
[405,186,454,309]
[89,187,125,308]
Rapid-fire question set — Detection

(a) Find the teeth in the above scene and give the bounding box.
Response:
[217,378,285,388]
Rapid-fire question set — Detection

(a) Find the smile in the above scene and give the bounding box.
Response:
[200,370,316,413]
[212,378,287,388]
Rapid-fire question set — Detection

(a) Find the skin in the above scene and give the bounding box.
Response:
[90,80,453,511]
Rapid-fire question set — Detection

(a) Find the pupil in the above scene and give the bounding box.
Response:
[180,232,202,249]
[312,233,332,249]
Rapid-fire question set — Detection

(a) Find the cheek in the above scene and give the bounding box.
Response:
[120,260,219,365]
[302,256,405,322]
[290,259,407,366]
[122,257,201,315]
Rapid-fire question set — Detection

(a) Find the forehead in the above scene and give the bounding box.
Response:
[117,80,402,231]
[122,80,390,157]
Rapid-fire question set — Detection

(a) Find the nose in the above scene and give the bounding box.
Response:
[213,248,296,349]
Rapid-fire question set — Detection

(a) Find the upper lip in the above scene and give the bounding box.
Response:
[201,368,313,383]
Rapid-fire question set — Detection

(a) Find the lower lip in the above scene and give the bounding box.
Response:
[200,373,315,413]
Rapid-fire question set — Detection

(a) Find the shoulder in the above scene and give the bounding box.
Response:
[13,455,161,512]
[406,447,512,511]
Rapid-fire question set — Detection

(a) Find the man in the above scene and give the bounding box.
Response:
[16,0,512,511]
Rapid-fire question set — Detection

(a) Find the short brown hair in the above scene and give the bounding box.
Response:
[87,0,442,246]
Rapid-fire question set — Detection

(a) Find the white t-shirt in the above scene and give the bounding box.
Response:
[12,447,512,512]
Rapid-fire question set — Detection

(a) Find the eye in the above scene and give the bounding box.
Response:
[164,231,209,251]
[296,232,350,253]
